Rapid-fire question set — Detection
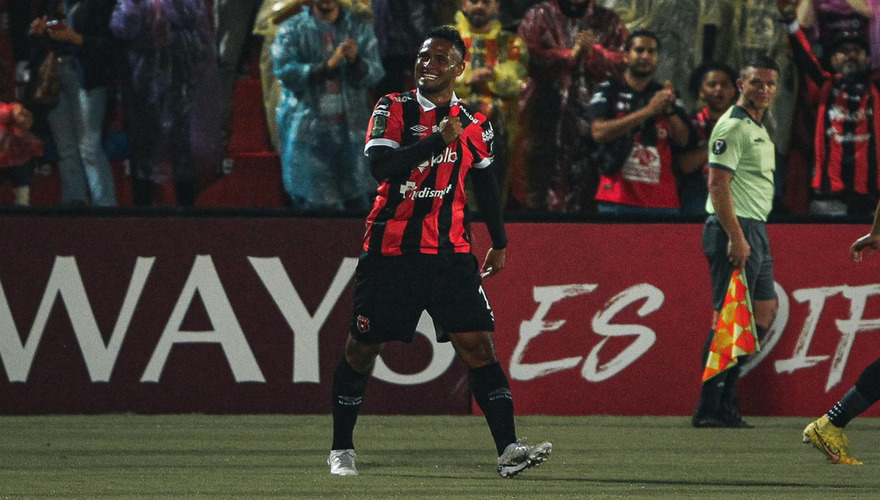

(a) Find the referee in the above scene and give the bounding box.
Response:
[692,55,781,429]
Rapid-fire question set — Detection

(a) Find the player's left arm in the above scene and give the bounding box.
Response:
[468,119,507,277]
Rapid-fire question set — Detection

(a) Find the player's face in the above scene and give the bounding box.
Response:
[415,38,464,95]
[461,0,498,29]
[625,37,659,78]
[699,70,737,114]
[830,43,869,77]
[738,67,778,112]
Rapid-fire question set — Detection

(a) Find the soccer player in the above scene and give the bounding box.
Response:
[802,201,880,465]
[692,55,780,428]
[326,26,552,478]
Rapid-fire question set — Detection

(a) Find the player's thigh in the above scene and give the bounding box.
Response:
[426,253,495,339]
[350,253,428,343]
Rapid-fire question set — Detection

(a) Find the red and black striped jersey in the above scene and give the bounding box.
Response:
[790,28,880,196]
[363,90,494,255]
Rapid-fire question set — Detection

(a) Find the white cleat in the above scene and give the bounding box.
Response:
[328,449,358,476]
[497,440,552,478]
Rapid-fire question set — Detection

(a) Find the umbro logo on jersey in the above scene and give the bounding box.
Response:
[410,124,430,134]
[754,138,766,143]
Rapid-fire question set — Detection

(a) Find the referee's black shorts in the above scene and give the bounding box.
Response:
[350,252,495,343]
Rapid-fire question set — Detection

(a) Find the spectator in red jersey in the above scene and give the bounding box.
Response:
[785,19,880,217]
[677,62,739,217]
[588,29,691,216]
[326,26,552,479]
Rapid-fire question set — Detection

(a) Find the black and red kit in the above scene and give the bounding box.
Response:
[363,89,504,255]
[790,28,880,199]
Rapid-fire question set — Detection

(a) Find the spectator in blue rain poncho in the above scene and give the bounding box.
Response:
[272,0,384,212]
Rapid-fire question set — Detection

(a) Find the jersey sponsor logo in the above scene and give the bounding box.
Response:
[370,115,387,138]
[417,147,458,170]
[713,139,727,155]
[458,106,480,125]
[482,123,494,143]
[399,181,453,200]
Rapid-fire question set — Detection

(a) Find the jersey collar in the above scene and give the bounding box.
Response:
[416,89,462,111]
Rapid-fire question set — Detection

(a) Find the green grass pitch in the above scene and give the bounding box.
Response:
[1,414,879,498]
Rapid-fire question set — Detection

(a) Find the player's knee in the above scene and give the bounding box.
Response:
[344,336,382,373]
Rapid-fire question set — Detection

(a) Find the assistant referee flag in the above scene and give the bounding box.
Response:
[702,269,760,382]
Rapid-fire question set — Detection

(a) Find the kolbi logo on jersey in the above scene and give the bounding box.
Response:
[399,181,453,200]
[416,147,458,171]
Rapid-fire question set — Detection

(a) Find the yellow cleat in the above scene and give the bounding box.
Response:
[802,415,863,465]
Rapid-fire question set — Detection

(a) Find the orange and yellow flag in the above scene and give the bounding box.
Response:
[701,269,760,382]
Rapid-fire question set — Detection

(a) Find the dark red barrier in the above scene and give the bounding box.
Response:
[1,216,879,416]
[0,217,469,414]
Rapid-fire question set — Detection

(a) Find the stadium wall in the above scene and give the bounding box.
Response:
[1,215,879,417]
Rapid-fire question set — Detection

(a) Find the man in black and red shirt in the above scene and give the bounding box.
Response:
[327,26,551,479]
[787,23,880,217]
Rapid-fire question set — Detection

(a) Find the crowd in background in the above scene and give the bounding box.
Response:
[0,0,878,219]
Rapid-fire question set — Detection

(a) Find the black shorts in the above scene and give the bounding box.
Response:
[350,252,495,343]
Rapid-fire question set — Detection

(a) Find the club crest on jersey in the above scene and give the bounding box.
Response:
[356,315,370,333]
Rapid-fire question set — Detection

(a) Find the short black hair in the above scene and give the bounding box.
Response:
[688,61,738,97]
[425,26,467,61]
[741,54,780,77]
[625,29,661,51]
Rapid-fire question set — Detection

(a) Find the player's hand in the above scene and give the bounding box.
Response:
[850,233,880,262]
[439,111,463,144]
[481,248,506,278]
[727,237,751,269]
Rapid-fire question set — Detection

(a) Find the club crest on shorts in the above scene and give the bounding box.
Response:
[356,315,371,333]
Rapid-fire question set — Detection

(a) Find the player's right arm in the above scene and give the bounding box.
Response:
[851,201,880,262]
[365,97,462,180]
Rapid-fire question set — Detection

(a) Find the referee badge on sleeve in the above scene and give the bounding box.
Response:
[713,139,727,155]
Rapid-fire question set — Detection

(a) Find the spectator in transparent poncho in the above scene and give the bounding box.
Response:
[110,0,222,206]
[272,0,383,212]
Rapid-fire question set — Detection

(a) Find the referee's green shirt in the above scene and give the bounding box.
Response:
[705,105,776,222]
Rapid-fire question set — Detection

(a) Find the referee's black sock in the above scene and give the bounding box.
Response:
[331,356,369,450]
[470,362,517,456]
